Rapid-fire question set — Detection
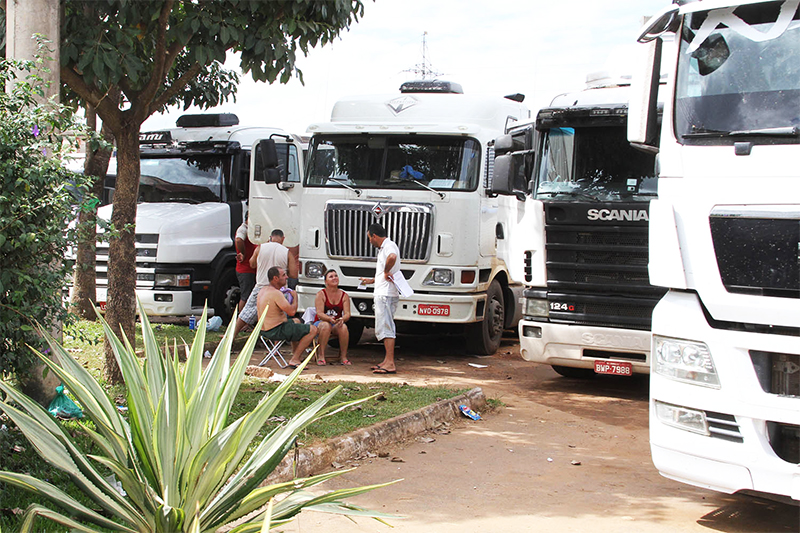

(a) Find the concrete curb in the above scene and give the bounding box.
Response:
[266,386,487,483]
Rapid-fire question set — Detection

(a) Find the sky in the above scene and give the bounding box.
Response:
[142,0,670,135]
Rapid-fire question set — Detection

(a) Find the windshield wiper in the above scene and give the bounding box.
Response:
[407,178,445,199]
[324,177,362,197]
[683,126,800,138]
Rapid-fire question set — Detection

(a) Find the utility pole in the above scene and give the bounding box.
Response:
[403,31,443,80]
[5,0,60,101]
[5,0,62,405]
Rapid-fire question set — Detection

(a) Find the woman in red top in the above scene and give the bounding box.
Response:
[314,269,351,365]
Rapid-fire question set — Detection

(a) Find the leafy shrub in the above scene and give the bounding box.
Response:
[0,53,90,377]
[0,305,394,532]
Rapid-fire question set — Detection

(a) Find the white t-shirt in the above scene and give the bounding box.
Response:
[374,238,401,297]
[255,241,289,286]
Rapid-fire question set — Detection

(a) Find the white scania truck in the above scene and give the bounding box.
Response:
[95,113,303,322]
[630,0,800,501]
[492,75,664,378]
[250,80,533,353]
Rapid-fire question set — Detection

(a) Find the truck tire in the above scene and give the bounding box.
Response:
[551,365,596,379]
[212,268,239,325]
[466,279,505,355]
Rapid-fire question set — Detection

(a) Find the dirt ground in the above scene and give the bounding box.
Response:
[248,329,799,533]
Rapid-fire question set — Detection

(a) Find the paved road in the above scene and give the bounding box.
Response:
[250,330,799,533]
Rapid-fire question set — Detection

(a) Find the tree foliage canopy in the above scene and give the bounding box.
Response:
[0,55,90,377]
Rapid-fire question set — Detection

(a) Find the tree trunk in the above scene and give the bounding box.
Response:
[103,126,139,384]
[71,107,114,320]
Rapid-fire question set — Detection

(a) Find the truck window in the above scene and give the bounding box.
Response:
[306,135,481,191]
[138,155,228,204]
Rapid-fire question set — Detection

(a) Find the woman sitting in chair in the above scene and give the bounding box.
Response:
[313,269,351,365]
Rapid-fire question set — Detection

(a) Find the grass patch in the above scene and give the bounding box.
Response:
[1,319,465,531]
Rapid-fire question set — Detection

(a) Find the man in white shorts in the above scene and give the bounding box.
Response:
[360,223,400,374]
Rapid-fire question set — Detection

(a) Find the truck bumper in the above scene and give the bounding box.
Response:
[97,287,204,316]
[518,318,651,374]
[296,285,484,324]
[650,290,800,500]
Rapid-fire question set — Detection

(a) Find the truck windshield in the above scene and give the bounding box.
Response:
[535,126,657,201]
[139,155,226,204]
[675,1,800,143]
[305,135,481,191]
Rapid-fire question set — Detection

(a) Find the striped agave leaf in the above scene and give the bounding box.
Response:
[0,300,397,532]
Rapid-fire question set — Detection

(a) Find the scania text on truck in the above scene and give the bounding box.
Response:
[250,80,533,353]
[94,113,303,322]
[492,74,664,378]
[630,0,800,501]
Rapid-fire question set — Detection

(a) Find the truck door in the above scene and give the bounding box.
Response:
[249,137,304,247]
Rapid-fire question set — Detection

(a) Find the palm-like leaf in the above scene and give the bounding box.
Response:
[0,301,396,532]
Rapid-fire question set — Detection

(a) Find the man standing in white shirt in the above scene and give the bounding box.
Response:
[360,223,400,374]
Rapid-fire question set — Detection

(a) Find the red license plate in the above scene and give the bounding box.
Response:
[594,360,633,376]
[98,302,107,311]
[417,304,450,316]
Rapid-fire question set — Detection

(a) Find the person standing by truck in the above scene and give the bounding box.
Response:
[360,223,400,374]
[234,212,257,313]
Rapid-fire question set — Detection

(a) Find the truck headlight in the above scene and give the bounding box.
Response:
[305,261,325,279]
[523,297,548,318]
[654,335,720,388]
[154,273,190,288]
[654,400,710,436]
[423,269,453,286]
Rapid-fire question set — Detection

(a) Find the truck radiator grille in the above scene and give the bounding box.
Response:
[543,202,666,330]
[325,201,433,262]
[95,233,159,289]
[767,422,800,464]
[710,210,800,299]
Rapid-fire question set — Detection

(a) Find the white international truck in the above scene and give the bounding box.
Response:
[94,113,304,322]
[250,80,533,353]
[630,0,800,501]
[491,75,664,378]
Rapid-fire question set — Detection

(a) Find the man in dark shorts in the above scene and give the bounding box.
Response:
[257,266,317,368]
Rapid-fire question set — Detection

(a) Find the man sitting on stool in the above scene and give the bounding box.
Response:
[257,266,317,368]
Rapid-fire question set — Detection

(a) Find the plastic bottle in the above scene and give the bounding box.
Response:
[189,315,196,330]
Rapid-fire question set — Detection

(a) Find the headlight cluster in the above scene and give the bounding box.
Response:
[523,297,548,318]
[423,269,453,286]
[155,273,190,288]
[654,335,720,388]
[305,261,326,279]
[654,400,710,435]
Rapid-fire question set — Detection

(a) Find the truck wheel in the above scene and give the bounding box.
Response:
[466,279,504,355]
[212,268,239,324]
[551,365,596,379]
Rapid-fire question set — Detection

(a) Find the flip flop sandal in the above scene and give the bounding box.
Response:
[373,367,396,374]
[317,359,327,366]
[341,360,352,365]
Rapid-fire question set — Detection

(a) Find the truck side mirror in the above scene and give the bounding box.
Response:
[628,36,663,153]
[257,139,281,183]
[492,154,525,200]
[494,134,514,155]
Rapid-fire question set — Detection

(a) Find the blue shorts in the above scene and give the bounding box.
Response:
[374,295,398,341]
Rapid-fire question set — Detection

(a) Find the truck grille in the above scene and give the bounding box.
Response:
[96,233,159,289]
[750,350,800,397]
[544,202,666,331]
[705,411,743,443]
[325,200,433,262]
[710,209,800,299]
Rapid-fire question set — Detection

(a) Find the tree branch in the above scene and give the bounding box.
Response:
[148,62,203,116]
[61,66,123,132]
[134,0,174,112]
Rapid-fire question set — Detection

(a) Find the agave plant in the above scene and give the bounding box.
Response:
[0,304,395,532]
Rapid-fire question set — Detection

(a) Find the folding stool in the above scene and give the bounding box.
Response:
[257,336,288,368]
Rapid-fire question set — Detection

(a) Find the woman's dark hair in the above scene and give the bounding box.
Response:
[324,269,338,279]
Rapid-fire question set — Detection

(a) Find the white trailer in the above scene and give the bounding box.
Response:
[251,80,532,353]
[630,0,800,501]
[94,113,304,322]
[492,75,663,378]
